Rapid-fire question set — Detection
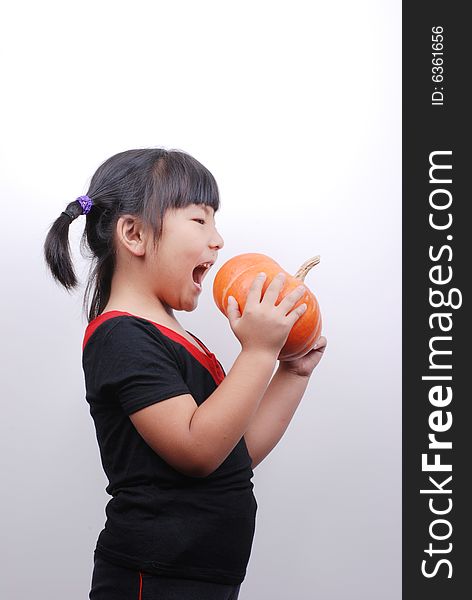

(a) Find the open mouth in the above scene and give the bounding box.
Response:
[192,262,213,290]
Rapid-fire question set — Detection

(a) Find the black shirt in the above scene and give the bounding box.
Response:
[82,311,257,585]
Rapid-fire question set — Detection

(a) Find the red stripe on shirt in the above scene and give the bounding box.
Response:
[82,311,225,385]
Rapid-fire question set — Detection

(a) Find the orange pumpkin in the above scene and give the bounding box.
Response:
[213,253,322,360]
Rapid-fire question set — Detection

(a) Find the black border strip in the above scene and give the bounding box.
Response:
[403,3,469,597]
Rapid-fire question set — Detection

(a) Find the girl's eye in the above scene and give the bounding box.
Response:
[193,219,205,225]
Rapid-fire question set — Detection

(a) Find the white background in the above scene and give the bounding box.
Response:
[0,1,401,598]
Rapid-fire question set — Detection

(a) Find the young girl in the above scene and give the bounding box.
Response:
[43,148,327,600]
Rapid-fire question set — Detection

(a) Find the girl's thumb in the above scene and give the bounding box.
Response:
[227,296,240,319]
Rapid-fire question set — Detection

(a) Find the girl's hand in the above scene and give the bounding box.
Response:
[227,272,308,358]
[278,336,327,378]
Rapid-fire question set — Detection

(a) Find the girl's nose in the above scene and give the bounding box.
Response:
[212,230,224,250]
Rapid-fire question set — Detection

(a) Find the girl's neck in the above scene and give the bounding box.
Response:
[101,300,181,331]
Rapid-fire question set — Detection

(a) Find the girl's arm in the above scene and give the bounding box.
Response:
[242,366,311,469]
[243,338,327,468]
[129,279,315,478]
[129,347,277,477]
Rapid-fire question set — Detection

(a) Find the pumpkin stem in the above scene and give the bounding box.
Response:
[294,256,320,281]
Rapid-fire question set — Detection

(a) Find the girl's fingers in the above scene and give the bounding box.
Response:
[245,272,267,309]
[260,272,287,306]
[277,283,308,315]
[241,273,310,324]
[286,301,308,325]
[226,296,241,323]
[313,336,327,350]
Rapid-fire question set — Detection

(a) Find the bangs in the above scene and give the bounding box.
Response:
[143,149,220,243]
[155,150,220,212]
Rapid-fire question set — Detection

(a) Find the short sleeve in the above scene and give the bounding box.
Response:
[94,317,192,415]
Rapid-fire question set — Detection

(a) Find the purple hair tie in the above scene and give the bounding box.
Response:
[76,195,93,215]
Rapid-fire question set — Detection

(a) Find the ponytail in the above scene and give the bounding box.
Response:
[43,199,85,291]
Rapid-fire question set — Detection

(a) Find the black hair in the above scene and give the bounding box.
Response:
[43,147,220,323]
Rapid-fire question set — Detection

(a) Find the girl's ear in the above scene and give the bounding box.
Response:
[115,215,147,257]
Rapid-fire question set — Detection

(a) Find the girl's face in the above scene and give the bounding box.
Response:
[147,203,224,313]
